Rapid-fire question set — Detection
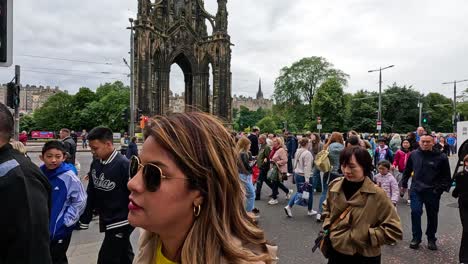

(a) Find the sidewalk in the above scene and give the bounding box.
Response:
[67,218,140,263]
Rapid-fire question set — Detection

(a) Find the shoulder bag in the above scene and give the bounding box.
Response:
[312,206,352,258]
[314,148,331,172]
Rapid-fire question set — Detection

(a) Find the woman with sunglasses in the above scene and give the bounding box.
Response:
[128,112,278,264]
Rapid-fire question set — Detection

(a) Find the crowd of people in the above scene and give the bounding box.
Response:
[236,126,464,263]
[0,98,466,264]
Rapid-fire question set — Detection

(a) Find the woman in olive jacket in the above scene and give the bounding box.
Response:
[322,146,402,264]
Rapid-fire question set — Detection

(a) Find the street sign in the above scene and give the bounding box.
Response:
[377,121,382,131]
[317,124,322,130]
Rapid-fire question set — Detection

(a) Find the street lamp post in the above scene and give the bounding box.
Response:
[442,79,468,133]
[128,18,135,137]
[368,65,394,138]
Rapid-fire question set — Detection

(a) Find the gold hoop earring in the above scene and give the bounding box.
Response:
[193,204,201,217]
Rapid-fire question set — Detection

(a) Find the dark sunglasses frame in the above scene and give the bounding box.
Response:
[129,155,187,192]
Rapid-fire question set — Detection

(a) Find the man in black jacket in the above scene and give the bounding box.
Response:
[0,102,52,264]
[248,127,260,157]
[60,128,77,165]
[401,134,451,251]
[79,127,134,264]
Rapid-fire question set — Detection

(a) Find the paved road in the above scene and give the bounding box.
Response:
[27,149,463,264]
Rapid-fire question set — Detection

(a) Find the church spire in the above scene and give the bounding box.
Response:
[256,78,264,100]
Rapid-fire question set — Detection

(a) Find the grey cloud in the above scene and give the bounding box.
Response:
[1,0,467,102]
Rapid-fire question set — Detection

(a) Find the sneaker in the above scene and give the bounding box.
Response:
[427,240,438,251]
[409,239,421,249]
[316,213,322,222]
[286,189,294,199]
[407,200,411,206]
[284,206,293,217]
[307,210,318,216]
[268,199,279,205]
[74,222,89,230]
[252,208,260,214]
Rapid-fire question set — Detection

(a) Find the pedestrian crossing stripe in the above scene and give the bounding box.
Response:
[0,159,19,177]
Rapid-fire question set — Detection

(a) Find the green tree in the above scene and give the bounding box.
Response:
[70,87,98,130]
[33,92,74,131]
[423,93,453,132]
[95,81,127,99]
[346,90,378,132]
[313,78,346,132]
[458,102,468,121]
[256,116,277,133]
[32,81,129,132]
[19,114,37,132]
[235,106,268,131]
[381,84,421,133]
[274,56,349,117]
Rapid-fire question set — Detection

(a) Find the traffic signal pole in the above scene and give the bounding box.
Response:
[129,19,135,137]
[14,65,20,140]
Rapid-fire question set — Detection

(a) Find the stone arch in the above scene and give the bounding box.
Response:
[168,52,195,112]
[200,53,216,113]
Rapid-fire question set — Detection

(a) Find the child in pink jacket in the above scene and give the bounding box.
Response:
[374,160,399,206]
[393,139,412,205]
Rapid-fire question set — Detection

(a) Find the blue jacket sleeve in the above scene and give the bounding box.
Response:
[63,172,87,227]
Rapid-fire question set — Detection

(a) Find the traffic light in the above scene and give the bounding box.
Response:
[136,108,143,120]
[140,115,149,129]
[6,82,19,108]
[422,112,429,124]
[121,107,129,120]
[0,0,13,67]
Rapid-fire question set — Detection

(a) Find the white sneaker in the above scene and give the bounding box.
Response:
[308,210,318,216]
[284,206,293,217]
[316,213,322,222]
[268,199,279,205]
[286,189,294,199]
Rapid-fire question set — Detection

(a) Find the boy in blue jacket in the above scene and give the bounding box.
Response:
[40,140,87,264]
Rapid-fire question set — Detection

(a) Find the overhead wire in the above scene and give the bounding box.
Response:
[23,66,128,75]
[23,69,124,80]
[17,54,127,67]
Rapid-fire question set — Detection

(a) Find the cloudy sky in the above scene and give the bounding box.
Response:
[1,0,468,100]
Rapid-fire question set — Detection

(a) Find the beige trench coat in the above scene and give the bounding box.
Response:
[322,177,403,257]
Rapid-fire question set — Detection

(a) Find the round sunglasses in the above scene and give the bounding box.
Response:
[129,155,187,192]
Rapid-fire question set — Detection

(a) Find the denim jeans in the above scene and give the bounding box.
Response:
[287,174,314,211]
[312,167,322,191]
[318,172,330,213]
[410,190,441,242]
[240,173,256,212]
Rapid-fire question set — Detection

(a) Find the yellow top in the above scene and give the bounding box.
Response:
[154,242,177,264]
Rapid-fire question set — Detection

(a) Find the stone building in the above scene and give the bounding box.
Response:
[232,79,273,111]
[134,0,232,121]
[0,84,62,113]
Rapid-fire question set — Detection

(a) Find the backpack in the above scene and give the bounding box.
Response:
[314,148,331,172]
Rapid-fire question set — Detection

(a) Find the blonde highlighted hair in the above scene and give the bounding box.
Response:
[144,112,273,263]
[236,136,251,153]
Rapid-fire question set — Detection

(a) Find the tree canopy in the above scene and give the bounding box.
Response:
[30,81,130,132]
